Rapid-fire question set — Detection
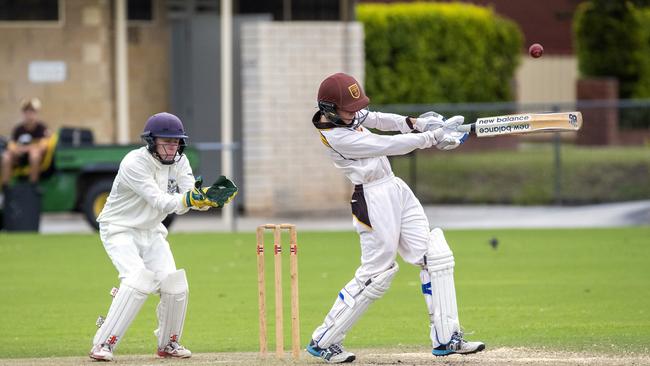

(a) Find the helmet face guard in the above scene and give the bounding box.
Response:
[318,101,369,130]
[142,134,187,165]
[141,112,188,165]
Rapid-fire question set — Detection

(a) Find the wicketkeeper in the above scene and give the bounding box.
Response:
[89,112,237,361]
[306,73,484,363]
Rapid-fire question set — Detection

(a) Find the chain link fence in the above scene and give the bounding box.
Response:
[375,99,650,205]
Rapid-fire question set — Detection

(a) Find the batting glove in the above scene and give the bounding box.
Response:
[414,111,445,132]
[433,127,468,150]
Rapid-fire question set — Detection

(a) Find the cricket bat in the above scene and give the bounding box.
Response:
[456,111,582,137]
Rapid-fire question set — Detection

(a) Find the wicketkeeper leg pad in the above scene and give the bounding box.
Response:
[314,263,399,348]
[155,269,189,348]
[421,228,460,348]
[93,269,158,349]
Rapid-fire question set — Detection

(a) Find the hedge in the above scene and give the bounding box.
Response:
[357,2,523,104]
[574,1,650,99]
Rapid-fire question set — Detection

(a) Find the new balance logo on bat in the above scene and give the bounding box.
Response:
[478,123,531,134]
[476,115,531,125]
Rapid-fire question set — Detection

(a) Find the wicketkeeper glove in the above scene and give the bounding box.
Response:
[204,175,238,208]
[184,176,218,210]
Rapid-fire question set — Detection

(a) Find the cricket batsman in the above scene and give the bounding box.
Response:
[89,112,237,361]
[306,73,485,363]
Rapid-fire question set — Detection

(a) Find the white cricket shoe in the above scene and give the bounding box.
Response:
[432,331,485,356]
[157,341,192,358]
[306,339,356,363]
[89,343,114,362]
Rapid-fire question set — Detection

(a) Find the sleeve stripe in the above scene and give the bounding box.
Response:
[319,131,332,148]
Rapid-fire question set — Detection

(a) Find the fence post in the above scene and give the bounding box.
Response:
[552,105,562,205]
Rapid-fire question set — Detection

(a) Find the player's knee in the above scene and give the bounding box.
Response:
[122,268,158,295]
[160,269,188,294]
[28,149,41,162]
[425,228,455,272]
[364,262,399,300]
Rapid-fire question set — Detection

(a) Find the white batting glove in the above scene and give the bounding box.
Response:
[434,128,468,150]
[432,127,469,150]
[442,115,465,129]
[414,111,445,132]
[415,112,466,132]
[441,115,469,150]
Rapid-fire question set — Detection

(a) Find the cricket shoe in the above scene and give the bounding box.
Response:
[157,341,192,358]
[89,343,114,362]
[306,339,356,363]
[432,331,485,356]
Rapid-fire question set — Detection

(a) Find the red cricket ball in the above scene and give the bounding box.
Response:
[529,43,544,58]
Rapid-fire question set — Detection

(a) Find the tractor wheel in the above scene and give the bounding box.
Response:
[82,179,113,230]
[82,179,176,231]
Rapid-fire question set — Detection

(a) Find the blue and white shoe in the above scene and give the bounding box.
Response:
[432,332,485,356]
[306,339,356,363]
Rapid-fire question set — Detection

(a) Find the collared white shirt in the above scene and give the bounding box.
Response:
[317,111,437,185]
[97,146,195,229]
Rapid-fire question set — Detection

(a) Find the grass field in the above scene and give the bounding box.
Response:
[1,227,649,359]
[391,145,650,204]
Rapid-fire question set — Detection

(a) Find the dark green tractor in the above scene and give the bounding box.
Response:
[0,127,199,230]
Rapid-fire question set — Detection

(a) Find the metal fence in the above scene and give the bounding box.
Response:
[375,99,650,206]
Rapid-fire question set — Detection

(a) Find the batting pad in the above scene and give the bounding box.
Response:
[315,263,399,348]
[155,269,189,348]
[421,228,460,347]
[93,269,157,348]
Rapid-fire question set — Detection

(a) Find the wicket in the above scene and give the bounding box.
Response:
[256,223,300,359]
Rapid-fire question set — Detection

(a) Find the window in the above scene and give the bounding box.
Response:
[0,0,59,21]
[128,0,153,21]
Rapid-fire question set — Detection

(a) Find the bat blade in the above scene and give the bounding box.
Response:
[457,112,582,137]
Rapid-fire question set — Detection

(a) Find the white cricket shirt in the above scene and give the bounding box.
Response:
[97,146,195,229]
[316,111,437,185]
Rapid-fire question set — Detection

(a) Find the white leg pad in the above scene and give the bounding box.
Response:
[421,228,460,347]
[155,269,189,348]
[93,269,157,349]
[314,263,399,348]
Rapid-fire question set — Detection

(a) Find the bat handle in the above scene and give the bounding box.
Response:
[456,124,475,134]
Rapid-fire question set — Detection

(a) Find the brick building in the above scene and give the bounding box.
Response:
[0,0,359,215]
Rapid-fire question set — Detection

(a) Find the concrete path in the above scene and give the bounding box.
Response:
[37,200,650,233]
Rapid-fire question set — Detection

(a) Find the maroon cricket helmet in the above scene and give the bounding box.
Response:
[317,73,370,112]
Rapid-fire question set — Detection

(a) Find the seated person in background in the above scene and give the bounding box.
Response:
[1,98,50,190]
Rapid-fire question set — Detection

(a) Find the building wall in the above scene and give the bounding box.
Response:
[0,0,170,143]
[126,0,171,138]
[0,0,113,141]
[241,21,364,215]
[516,55,578,104]
[458,0,579,55]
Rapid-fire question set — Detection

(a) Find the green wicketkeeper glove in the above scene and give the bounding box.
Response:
[204,175,238,208]
[183,176,218,210]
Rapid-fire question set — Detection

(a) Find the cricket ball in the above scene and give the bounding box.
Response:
[528,43,544,58]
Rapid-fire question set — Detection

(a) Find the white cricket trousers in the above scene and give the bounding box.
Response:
[351,174,430,279]
[312,174,431,342]
[99,223,177,284]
